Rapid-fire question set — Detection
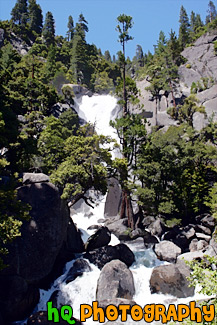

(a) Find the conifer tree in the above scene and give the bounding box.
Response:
[42,11,55,46]
[11,0,28,26]
[104,50,112,62]
[206,1,217,23]
[179,5,190,49]
[28,0,43,34]
[135,45,144,67]
[67,15,74,41]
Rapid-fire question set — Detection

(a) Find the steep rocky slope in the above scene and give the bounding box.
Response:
[136,31,217,130]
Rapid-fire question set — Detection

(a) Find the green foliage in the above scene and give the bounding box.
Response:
[0,186,30,270]
[42,11,55,46]
[93,71,114,94]
[116,14,133,47]
[11,0,28,26]
[168,94,206,126]
[28,0,43,35]
[134,124,217,219]
[50,131,113,204]
[179,6,190,49]
[205,183,217,218]
[67,15,74,41]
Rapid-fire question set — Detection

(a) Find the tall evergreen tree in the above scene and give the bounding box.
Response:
[135,45,144,67]
[179,6,190,49]
[104,50,112,62]
[42,11,55,46]
[190,11,196,32]
[115,14,135,227]
[206,1,217,23]
[67,15,74,41]
[11,0,28,25]
[28,0,43,34]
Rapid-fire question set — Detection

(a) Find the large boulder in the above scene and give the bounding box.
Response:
[150,260,194,298]
[147,219,166,238]
[22,172,50,184]
[0,275,40,322]
[104,178,122,217]
[96,260,135,302]
[143,230,159,248]
[154,240,181,263]
[0,174,83,323]
[64,259,91,284]
[85,226,111,252]
[84,243,135,269]
[3,181,77,283]
[105,217,130,240]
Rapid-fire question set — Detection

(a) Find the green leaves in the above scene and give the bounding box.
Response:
[134,124,217,220]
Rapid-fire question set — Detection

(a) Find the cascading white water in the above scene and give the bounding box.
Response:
[34,94,208,324]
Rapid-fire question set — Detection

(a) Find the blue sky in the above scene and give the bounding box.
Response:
[0,0,210,58]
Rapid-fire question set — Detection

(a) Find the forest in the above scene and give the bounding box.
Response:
[0,0,217,323]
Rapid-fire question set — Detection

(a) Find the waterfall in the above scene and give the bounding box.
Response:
[28,94,208,324]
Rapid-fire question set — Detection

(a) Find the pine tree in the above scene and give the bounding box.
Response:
[67,15,74,41]
[11,0,28,25]
[42,11,55,46]
[28,0,43,34]
[179,6,190,49]
[135,45,144,67]
[104,50,112,62]
[190,11,196,32]
[195,14,203,30]
[206,1,217,23]
[75,13,88,40]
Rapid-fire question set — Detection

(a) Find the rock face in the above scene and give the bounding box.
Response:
[150,260,194,298]
[84,243,135,269]
[136,31,217,129]
[154,240,181,263]
[96,260,135,302]
[85,226,111,252]
[0,174,83,323]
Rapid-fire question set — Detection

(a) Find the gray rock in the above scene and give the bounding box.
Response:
[200,215,215,229]
[96,260,135,302]
[104,178,122,217]
[150,260,194,298]
[65,259,91,284]
[154,240,181,263]
[85,226,111,252]
[22,172,50,184]
[143,230,159,248]
[130,228,144,239]
[189,238,208,252]
[178,251,204,262]
[195,233,211,242]
[84,243,135,269]
[147,219,165,238]
[141,216,156,228]
[105,217,130,240]
[194,224,211,235]
[98,298,136,312]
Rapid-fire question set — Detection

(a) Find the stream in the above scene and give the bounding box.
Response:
[27,94,208,324]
